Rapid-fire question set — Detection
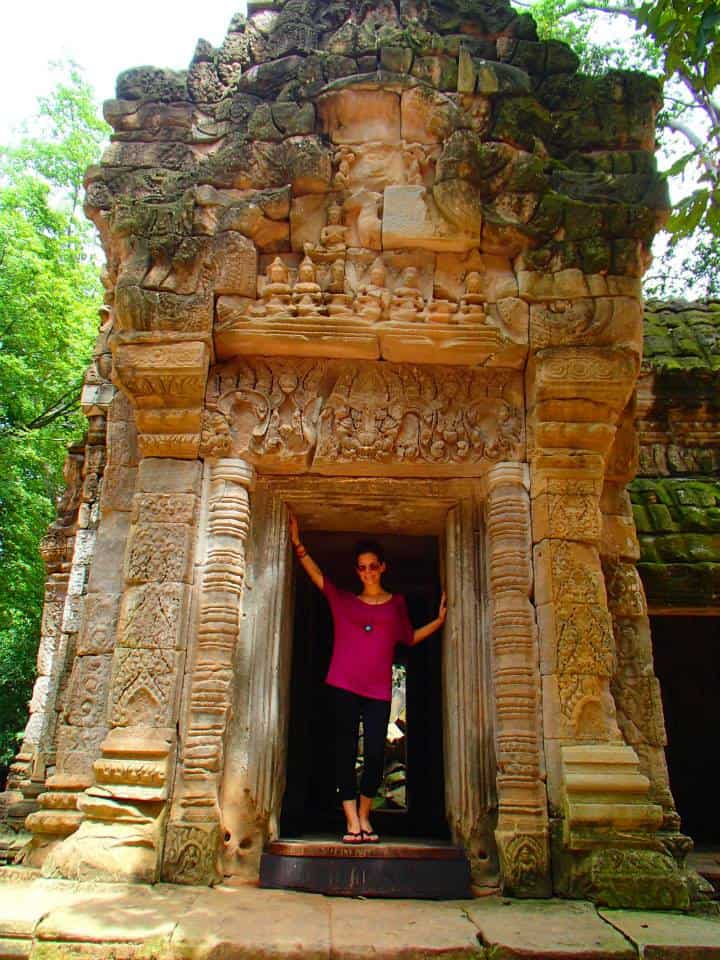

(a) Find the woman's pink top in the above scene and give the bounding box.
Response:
[322,578,414,701]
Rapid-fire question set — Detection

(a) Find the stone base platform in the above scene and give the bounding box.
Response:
[260,837,472,898]
[1,870,720,959]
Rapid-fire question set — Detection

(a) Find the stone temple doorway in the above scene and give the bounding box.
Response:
[221,476,497,889]
[280,531,448,841]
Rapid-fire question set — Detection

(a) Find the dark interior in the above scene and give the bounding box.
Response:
[280,531,448,840]
[651,615,720,846]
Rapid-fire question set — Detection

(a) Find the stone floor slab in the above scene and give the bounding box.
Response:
[327,897,483,959]
[466,897,636,959]
[600,909,720,960]
[0,880,92,939]
[34,882,199,944]
[170,885,331,959]
[0,938,31,959]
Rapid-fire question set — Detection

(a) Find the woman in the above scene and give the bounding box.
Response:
[289,514,447,844]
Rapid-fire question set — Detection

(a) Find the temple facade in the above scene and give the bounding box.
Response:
[1,0,717,908]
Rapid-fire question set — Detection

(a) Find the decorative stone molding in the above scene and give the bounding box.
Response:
[485,463,550,896]
[163,459,254,884]
[111,338,210,459]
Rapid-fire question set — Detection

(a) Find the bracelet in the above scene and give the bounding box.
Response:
[294,543,308,559]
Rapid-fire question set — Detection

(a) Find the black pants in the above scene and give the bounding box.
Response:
[332,686,391,802]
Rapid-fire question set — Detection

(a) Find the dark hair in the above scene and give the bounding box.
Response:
[354,539,385,566]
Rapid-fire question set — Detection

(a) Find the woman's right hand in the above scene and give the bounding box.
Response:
[288,511,300,546]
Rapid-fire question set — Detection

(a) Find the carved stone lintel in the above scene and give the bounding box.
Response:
[208,358,524,477]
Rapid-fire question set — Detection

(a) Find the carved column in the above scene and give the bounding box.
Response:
[163,458,254,884]
[442,499,494,885]
[485,463,551,896]
[42,457,201,883]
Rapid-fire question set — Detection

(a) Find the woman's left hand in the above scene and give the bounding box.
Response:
[438,591,447,624]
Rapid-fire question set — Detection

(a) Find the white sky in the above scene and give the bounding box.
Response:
[1,1,245,142]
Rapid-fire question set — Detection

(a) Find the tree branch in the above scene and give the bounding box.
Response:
[664,119,718,177]
[1,382,83,437]
[554,1,637,18]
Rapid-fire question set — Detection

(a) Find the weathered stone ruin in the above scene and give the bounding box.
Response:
[2,0,718,908]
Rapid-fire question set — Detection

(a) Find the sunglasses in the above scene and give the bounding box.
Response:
[356,562,382,572]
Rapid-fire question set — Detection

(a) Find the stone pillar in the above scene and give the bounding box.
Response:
[601,405,687,854]
[42,457,201,883]
[163,458,254,884]
[485,463,550,896]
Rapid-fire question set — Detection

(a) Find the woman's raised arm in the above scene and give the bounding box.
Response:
[288,512,324,590]
[411,592,447,645]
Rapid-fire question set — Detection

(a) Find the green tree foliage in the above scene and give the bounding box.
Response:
[0,64,108,779]
[518,0,720,296]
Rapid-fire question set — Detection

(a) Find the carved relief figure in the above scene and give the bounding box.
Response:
[326,259,353,316]
[459,271,487,324]
[315,364,523,468]
[256,257,294,318]
[293,256,325,317]
[389,267,425,323]
[355,258,390,323]
[217,359,325,466]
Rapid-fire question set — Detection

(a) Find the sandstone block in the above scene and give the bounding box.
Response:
[88,513,130,594]
[532,489,602,543]
[212,232,257,297]
[318,88,401,144]
[534,540,606,608]
[382,184,480,251]
[77,593,121,656]
[290,194,330,253]
[400,86,459,143]
[599,908,720,958]
[125,522,195,585]
[109,647,179,727]
[131,492,197,526]
[137,458,202,495]
[100,465,137,515]
[114,286,213,334]
[118,582,188,650]
[601,514,640,560]
[113,341,210,414]
[64,654,113,727]
[329,898,481,959]
[466,896,634,960]
[518,269,590,301]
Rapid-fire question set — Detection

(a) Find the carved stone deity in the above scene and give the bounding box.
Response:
[292,256,325,317]
[390,266,425,323]
[459,271,487,324]
[257,257,295,318]
[427,282,459,323]
[355,258,390,323]
[325,259,353,316]
[304,201,348,263]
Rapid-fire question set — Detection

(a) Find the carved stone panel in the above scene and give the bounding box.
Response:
[207,357,524,476]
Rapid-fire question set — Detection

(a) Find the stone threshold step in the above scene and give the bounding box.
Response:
[261,836,472,898]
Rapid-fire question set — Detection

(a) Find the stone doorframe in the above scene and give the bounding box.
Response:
[218,464,550,894]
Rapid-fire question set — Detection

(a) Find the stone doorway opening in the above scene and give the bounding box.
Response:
[651,614,720,846]
[280,531,448,841]
[220,477,495,883]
